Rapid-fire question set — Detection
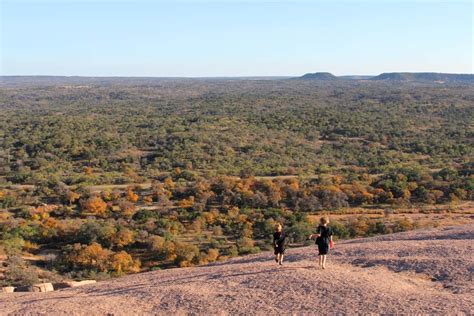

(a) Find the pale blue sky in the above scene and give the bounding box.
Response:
[1,0,472,76]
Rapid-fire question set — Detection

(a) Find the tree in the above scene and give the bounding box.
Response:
[63,242,111,272]
[109,251,140,274]
[117,201,136,218]
[126,188,139,203]
[81,196,107,217]
[84,166,94,175]
[148,235,165,252]
[112,228,135,248]
[212,225,223,236]
[143,195,153,204]
[77,220,117,248]
[296,195,322,212]
[164,177,175,190]
[206,248,219,262]
[178,196,195,208]
[66,191,80,206]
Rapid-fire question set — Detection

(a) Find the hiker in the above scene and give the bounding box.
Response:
[273,223,286,265]
[309,216,333,269]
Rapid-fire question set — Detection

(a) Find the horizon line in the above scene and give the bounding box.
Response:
[1,71,473,79]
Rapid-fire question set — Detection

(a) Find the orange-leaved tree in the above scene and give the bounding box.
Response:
[81,196,108,217]
[109,251,141,274]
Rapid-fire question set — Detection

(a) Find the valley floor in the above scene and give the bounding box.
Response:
[1,225,473,315]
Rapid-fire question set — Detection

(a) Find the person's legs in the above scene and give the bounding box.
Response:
[279,253,284,265]
[322,255,327,269]
[318,255,322,268]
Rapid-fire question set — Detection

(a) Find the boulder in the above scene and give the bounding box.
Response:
[28,283,54,292]
[73,280,96,286]
[1,286,15,293]
[53,280,96,289]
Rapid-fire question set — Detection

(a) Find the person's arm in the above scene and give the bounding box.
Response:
[309,226,320,239]
[316,226,322,237]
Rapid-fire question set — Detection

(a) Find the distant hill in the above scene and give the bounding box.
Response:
[371,72,474,83]
[298,72,339,80]
[294,72,473,83]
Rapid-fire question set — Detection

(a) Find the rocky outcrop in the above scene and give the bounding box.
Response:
[2,280,97,293]
[1,286,15,293]
[53,280,97,289]
[27,283,54,293]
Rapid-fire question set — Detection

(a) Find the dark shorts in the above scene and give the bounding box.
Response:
[274,247,285,255]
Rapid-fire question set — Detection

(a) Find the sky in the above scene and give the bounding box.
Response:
[1,0,472,77]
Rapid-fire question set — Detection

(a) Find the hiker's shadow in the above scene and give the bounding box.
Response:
[207,263,316,281]
[208,255,270,267]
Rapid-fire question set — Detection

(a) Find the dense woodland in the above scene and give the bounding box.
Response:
[0,78,472,285]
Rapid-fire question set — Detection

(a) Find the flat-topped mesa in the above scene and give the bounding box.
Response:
[371,72,474,83]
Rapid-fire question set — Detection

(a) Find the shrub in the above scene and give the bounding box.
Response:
[366,220,388,236]
[330,220,349,240]
[287,221,313,243]
[392,218,413,233]
[2,256,39,286]
[237,237,260,254]
[206,248,219,262]
[346,217,369,237]
[0,237,25,255]
[174,242,200,267]
[225,245,239,257]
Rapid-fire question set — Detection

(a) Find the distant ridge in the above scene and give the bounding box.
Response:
[294,72,474,84]
[371,72,474,83]
[298,72,339,80]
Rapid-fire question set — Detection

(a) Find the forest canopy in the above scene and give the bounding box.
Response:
[0,78,472,283]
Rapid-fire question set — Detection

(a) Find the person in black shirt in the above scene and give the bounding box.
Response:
[273,223,286,265]
[309,216,333,269]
